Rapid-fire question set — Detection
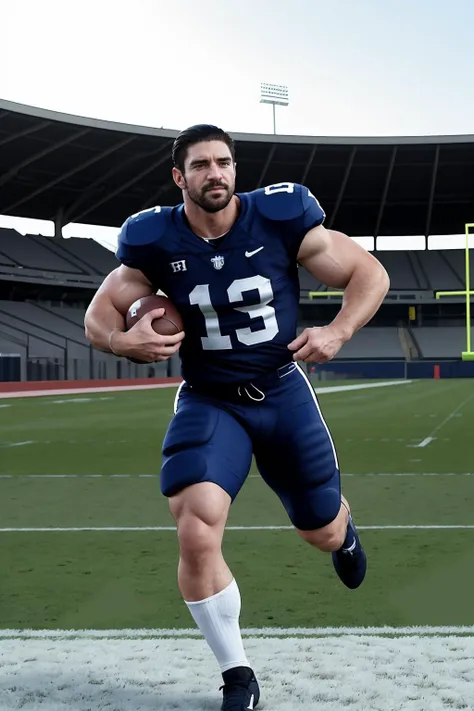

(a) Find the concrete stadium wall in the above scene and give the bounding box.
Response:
[314,360,474,379]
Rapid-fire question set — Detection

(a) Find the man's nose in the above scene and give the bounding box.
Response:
[207,162,223,180]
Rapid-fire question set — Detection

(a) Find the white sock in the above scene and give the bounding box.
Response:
[185,578,250,673]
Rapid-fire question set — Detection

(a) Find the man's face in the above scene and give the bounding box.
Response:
[174,140,236,213]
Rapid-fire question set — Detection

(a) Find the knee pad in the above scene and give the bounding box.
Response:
[160,404,219,497]
[297,484,341,530]
[285,481,341,531]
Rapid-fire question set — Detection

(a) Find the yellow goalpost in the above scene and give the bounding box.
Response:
[309,223,473,362]
[435,222,474,361]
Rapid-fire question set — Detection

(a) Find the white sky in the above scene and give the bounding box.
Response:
[1,0,474,251]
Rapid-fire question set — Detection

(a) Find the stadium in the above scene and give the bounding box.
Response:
[0,99,473,383]
[1,98,474,710]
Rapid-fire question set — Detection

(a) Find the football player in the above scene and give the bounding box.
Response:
[84,124,390,711]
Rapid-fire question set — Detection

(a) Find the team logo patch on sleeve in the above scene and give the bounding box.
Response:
[170,260,187,273]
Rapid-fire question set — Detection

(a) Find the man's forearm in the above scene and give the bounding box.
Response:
[84,297,125,353]
[329,263,390,341]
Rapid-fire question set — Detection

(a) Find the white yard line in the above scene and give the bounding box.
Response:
[415,436,435,448]
[0,524,473,532]
[1,625,473,638]
[0,378,413,401]
[313,379,413,394]
[0,471,472,478]
[0,382,180,399]
[413,391,474,447]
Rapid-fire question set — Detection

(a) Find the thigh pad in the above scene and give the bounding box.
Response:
[162,402,219,456]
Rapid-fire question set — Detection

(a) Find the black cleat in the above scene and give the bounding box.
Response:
[332,515,367,589]
[220,666,260,711]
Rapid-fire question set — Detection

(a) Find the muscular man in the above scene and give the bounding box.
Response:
[85,124,390,711]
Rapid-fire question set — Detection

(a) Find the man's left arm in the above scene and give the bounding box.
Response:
[288,225,390,363]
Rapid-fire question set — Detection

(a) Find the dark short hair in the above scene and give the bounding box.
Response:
[172,124,235,173]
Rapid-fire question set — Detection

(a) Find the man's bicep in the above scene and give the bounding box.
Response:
[91,265,155,316]
[297,225,378,289]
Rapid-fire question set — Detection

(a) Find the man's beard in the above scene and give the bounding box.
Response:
[185,179,234,213]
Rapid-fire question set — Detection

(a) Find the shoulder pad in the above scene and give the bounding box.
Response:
[118,206,173,248]
[253,182,324,222]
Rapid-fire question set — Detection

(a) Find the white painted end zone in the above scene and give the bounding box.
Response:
[0,632,473,710]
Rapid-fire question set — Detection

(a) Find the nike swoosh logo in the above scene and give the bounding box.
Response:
[342,539,357,554]
[245,247,264,257]
[247,694,255,710]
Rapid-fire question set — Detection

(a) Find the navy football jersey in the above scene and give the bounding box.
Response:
[116,182,325,387]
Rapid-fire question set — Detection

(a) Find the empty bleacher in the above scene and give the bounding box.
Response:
[411,327,466,358]
[54,236,118,275]
[336,327,404,359]
[0,300,168,380]
[421,251,465,291]
[0,229,82,272]
[298,251,425,294]
[0,229,118,279]
[298,250,429,295]
[0,226,469,294]
[0,226,471,379]
[372,252,422,290]
[298,248,469,295]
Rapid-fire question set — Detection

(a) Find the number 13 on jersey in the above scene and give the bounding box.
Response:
[189,275,279,350]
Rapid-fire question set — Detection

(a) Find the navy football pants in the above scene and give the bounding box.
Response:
[160,363,341,531]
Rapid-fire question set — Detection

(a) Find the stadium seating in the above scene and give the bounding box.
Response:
[336,327,404,359]
[0,230,117,277]
[298,249,467,294]
[0,229,83,273]
[0,300,168,379]
[411,327,466,358]
[371,252,422,290]
[419,251,465,291]
[46,235,118,275]
[298,251,425,294]
[0,227,468,293]
[0,227,470,380]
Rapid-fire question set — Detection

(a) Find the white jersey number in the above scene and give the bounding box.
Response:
[264,182,295,195]
[264,181,323,210]
[189,275,279,350]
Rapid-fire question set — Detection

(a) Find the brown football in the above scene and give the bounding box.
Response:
[125,294,184,364]
[126,294,184,335]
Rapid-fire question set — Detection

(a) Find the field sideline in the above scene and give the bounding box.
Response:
[0,376,411,399]
[1,627,473,710]
[1,377,474,709]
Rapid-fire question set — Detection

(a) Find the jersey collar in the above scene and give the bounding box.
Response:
[172,193,251,252]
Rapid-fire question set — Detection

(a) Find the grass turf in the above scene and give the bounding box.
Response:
[0,378,473,630]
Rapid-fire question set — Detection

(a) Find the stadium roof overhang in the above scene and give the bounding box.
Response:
[1,98,474,236]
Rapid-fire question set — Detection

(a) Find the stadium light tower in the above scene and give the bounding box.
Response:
[260,82,289,134]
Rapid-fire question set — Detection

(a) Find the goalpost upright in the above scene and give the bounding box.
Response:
[435,222,474,361]
[309,224,473,362]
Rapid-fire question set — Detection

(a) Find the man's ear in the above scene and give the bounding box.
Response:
[172,166,185,190]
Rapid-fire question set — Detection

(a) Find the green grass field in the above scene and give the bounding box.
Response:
[1,378,474,709]
[1,377,473,631]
